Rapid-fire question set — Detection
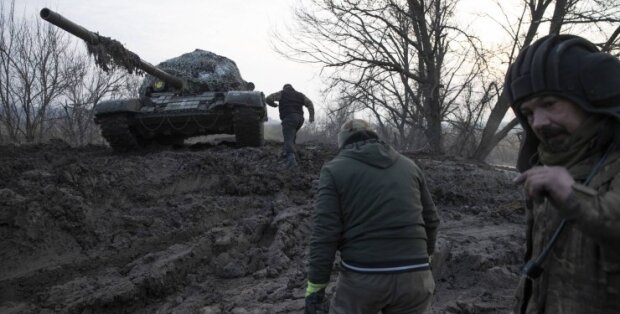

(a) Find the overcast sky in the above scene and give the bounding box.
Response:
[13,0,326,121]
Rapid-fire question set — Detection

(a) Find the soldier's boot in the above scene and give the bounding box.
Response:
[286,154,298,169]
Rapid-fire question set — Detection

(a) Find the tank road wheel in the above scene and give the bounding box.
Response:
[233,107,264,147]
[98,114,149,152]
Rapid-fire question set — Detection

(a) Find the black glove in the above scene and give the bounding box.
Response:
[305,288,326,314]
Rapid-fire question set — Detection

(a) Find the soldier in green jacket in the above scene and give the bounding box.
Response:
[305,119,440,314]
[505,34,620,313]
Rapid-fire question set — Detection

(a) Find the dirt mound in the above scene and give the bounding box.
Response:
[0,141,524,313]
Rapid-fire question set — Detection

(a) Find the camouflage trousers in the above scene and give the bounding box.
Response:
[281,113,304,156]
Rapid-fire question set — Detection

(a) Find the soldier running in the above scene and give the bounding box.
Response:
[266,84,315,169]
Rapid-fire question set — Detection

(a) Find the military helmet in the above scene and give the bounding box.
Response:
[283,83,293,90]
[504,34,620,170]
[505,34,620,114]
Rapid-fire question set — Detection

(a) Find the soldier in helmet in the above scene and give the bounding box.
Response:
[305,119,439,314]
[266,84,315,169]
[506,34,620,313]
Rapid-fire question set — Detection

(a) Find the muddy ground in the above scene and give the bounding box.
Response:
[0,139,525,313]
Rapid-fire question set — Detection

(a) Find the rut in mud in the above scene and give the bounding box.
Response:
[0,140,524,313]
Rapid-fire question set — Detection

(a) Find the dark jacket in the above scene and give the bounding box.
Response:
[265,88,315,121]
[278,88,305,118]
[308,141,440,284]
[516,151,620,314]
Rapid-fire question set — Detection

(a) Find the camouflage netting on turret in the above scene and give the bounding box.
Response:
[139,49,252,95]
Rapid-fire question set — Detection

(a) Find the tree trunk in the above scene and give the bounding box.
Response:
[475,117,519,162]
[471,92,511,161]
[549,0,568,35]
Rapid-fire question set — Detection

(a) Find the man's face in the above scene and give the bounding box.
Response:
[520,96,587,151]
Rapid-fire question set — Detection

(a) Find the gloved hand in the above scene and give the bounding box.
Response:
[305,281,327,314]
[305,289,325,314]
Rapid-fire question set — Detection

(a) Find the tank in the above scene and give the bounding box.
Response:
[40,8,266,151]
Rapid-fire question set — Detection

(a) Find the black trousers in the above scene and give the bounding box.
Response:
[281,113,304,155]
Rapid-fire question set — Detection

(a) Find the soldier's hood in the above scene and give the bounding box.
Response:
[339,141,399,169]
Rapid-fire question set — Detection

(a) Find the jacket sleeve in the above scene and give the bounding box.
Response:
[302,94,315,119]
[265,91,280,107]
[308,167,342,284]
[560,176,620,245]
[419,172,440,255]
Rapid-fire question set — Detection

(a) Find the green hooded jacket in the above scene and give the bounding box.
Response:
[308,141,440,284]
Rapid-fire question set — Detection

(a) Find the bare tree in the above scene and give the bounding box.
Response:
[445,80,499,156]
[0,1,144,145]
[0,1,22,142]
[0,1,77,143]
[276,0,486,153]
[58,57,131,146]
[277,0,619,159]
[298,96,357,144]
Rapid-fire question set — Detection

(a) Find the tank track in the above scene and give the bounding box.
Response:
[98,114,146,152]
[233,108,264,147]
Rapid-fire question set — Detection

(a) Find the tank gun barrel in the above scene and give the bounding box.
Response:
[40,8,185,90]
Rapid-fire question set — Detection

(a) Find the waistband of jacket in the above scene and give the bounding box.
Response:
[341,258,430,274]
